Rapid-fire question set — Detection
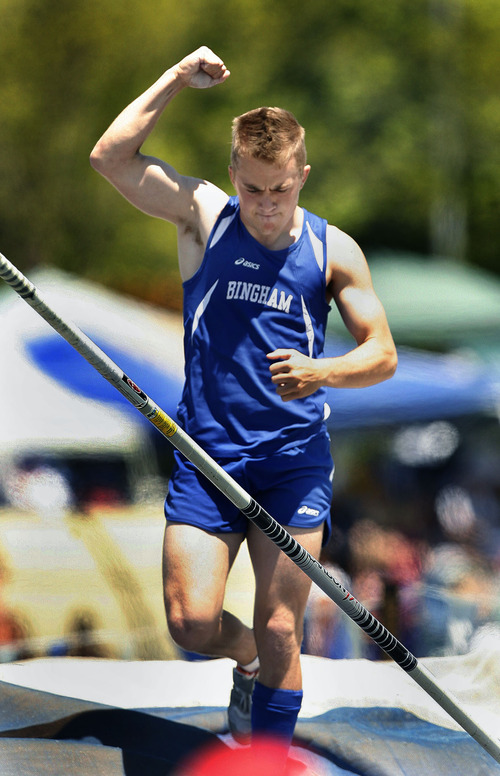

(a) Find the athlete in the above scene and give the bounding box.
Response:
[90,47,397,750]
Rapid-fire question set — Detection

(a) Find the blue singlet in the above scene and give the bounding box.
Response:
[178,195,331,458]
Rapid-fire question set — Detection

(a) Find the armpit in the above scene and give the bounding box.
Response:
[179,217,204,247]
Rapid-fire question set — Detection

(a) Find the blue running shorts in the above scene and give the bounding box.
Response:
[164,432,334,545]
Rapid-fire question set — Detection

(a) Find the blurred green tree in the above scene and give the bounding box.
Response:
[0,0,498,308]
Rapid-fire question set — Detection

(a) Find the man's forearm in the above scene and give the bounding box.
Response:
[267,338,397,402]
[321,338,397,389]
[90,48,229,177]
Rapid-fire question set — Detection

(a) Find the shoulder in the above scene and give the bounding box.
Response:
[194,190,238,251]
[325,224,371,290]
[326,224,364,263]
[177,183,230,282]
[190,180,231,231]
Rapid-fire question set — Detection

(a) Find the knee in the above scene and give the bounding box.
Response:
[166,605,219,653]
[258,609,304,654]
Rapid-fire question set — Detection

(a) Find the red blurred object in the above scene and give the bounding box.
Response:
[177,735,313,775]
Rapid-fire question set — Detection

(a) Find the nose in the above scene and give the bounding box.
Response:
[259,192,276,212]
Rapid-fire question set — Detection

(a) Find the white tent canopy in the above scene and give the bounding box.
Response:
[0,267,184,471]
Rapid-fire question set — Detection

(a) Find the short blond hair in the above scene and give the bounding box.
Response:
[231,107,307,170]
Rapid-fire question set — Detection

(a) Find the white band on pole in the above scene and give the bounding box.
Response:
[1,251,499,766]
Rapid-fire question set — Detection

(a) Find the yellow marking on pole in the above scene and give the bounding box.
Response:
[148,408,178,437]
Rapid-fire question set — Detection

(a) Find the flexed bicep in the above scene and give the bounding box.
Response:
[101,153,218,227]
[335,282,392,347]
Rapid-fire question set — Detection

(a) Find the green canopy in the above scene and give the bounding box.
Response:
[327,253,500,352]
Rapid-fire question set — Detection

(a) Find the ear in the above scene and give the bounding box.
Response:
[228,165,236,187]
[300,165,311,188]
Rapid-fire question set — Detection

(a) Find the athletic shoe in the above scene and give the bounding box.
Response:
[227,667,257,744]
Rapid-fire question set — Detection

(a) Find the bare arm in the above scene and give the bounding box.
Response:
[89,47,230,279]
[268,225,397,401]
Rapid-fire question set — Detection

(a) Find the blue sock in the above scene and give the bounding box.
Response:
[251,680,303,747]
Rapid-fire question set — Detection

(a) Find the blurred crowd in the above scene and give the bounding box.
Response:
[303,417,500,660]
[0,597,113,663]
[1,417,499,664]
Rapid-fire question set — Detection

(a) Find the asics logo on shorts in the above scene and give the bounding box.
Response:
[298,505,320,516]
[235,257,260,270]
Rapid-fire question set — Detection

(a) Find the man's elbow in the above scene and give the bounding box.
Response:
[89,137,123,177]
[89,141,108,175]
[383,346,398,381]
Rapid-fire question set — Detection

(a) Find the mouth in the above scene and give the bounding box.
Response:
[257,216,278,231]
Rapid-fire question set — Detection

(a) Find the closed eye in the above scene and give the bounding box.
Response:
[245,186,289,194]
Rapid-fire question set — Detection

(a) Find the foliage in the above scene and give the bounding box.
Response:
[0,0,499,307]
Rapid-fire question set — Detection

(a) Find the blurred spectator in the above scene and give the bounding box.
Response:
[303,557,357,659]
[416,542,496,657]
[48,609,112,658]
[347,519,425,658]
[67,610,111,657]
[0,612,35,662]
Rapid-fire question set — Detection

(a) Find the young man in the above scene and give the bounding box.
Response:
[90,47,397,748]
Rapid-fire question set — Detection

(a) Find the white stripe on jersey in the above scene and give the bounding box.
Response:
[191,280,219,340]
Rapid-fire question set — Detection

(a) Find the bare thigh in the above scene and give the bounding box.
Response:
[162,522,244,626]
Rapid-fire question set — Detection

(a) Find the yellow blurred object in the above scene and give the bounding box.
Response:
[0,503,255,662]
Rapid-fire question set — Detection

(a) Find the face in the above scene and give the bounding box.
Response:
[229,156,310,249]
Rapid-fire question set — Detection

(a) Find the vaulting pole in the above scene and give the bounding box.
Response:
[1,251,499,766]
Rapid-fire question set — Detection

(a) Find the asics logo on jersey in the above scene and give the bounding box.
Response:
[235,257,260,270]
[298,505,320,517]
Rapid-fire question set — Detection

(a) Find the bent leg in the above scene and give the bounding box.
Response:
[162,522,257,664]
